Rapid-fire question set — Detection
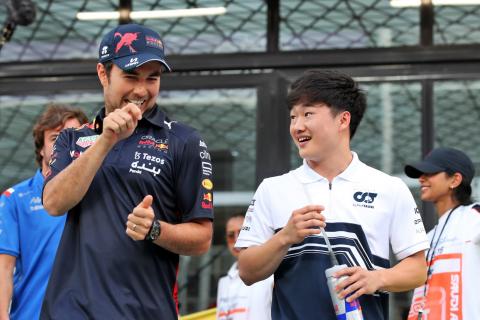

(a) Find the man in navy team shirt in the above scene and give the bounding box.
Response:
[41,24,214,319]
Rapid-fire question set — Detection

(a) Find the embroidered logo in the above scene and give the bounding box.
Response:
[353,191,378,209]
[202,179,213,190]
[76,135,99,148]
[114,32,139,53]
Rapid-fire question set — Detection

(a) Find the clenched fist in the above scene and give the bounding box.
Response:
[103,103,142,145]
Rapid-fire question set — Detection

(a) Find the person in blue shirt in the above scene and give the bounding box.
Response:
[41,23,214,319]
[0,104,88,320]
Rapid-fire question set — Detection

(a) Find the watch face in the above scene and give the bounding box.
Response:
[146,220,161,241]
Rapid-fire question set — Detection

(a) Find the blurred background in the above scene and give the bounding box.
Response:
[1,0,479,318]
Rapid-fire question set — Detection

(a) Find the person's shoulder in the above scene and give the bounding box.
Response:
[455,203,480,225]
[164,119,200,143]
[462,202,480,219]
[261,170,295,187]
[0,175,36,201]
[357,161,404,185]
[471,203,480,212]
[58,123,95,141]
[68,123,94,135]
[3,175,36,194]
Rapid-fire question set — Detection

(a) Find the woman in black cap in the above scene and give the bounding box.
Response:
[404,147,480,320]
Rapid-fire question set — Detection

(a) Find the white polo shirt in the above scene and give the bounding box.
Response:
[408,203,480,320]
[217,262,273,320]
[236,152,429,320]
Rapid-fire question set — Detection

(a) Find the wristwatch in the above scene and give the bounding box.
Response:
[145,219,161,241]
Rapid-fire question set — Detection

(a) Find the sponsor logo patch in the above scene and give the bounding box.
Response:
[138,136,168,152]
[164,120,176,130]
[2,188,14,197]
[199,150,211,160]
[29,196,43,211]
[352,191,377,209]
[146,35,164,50]
[199,140,208,148]
[76,135,99,148]
[129,151,165,176]
[202,179,213,190]
[201,201,213,209]
[114,32,139,53]
[201,192,213,209]
[202,162,212,176]
[203,193,212,202]
[70,150,83,159]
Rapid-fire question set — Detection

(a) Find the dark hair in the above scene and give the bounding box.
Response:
[287,70,367,139]
[446,171,473,205]
[227,212,245,221]
[33,103,89,167]
[102,61,114,79]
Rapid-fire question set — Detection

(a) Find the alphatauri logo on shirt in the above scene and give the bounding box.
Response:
[352,191,378,209]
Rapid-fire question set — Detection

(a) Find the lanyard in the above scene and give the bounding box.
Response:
[417,204,460,320]
[425,204,460,279]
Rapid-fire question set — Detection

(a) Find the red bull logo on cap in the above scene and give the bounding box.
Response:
[114,32,140,53]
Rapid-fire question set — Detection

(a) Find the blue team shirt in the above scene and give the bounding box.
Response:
[0,170,66,320]
[41,106,214,320]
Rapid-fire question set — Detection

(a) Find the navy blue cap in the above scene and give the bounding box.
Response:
[98,23,171,72]
[404,147,475,183]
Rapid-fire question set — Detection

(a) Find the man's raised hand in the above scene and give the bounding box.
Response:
[102,103,142,144]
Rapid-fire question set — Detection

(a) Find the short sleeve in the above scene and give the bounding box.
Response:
[235,180,275,248]
[389,178,429,260]
[174,132,214,222]
[0,191,20,257]
[44,129,74,185]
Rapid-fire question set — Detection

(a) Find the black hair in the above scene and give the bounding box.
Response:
[446,171,474,205]
[102,61,114,79]
[287,69,367,139]
[33,104,88,167]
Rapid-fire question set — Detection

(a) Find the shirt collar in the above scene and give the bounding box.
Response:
[93,105,166,134]
[294,151,362,184]
[227,262,239,279]
[32,169,45,191]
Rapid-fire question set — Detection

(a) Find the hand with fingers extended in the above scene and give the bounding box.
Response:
[333,266,384,303]
[281,205,326,245]
[102,103,142,145]
[126,195,155,241]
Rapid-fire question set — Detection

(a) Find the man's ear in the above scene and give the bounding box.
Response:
[339,110,351,130]
[97,63,108,87]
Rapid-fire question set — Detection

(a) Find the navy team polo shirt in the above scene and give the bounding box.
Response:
[41,106,214,320]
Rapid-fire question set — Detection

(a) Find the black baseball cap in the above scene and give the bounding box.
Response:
[404,147,475,183]
[98,23,171,72]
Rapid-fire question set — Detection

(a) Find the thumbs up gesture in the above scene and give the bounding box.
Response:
[126,195,155,241]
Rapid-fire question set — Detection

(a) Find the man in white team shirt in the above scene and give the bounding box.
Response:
[235,70,430,320]
[217,213,273,320]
